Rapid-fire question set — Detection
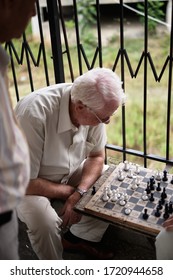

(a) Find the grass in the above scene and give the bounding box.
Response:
[7,22,173,169]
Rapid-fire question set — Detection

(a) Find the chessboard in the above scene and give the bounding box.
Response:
[75,162,173,237]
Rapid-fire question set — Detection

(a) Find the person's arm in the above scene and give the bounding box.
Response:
[26,178,75,201]
[59,149,105,227]
[77,149,105,191]
[163,216,173,231]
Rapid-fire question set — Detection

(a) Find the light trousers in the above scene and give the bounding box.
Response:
[155,228,173,259]
[17,165,109,260]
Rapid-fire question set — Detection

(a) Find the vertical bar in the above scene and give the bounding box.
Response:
[58,0,74,82]
[119,0,126,162]
[96,0,102,67]
[7,43,20,102]
[166,2,173,160]
[23,33,34,92]
[73,0,83,75]
[47,0,65,83]
[143,0,148,167]
[36,0,50,86]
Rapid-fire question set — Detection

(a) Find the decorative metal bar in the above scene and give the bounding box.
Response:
[119,0,126,163]
[58,0,74,82]
[46,0,64,83]
[166,1,173,161]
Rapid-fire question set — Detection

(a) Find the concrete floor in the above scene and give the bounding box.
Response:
[18,221,156,260]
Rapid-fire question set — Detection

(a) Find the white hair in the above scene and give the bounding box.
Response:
[71,67,125,110]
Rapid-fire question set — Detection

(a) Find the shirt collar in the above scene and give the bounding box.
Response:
[57,85,78,133]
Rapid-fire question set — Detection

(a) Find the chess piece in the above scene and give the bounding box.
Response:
[118,169,125,181]
[111,190,118,202]
[163,203,169,219]
[156,182,161,192]
[155,170,162,181]
[135,176,141,186]
[124,207,131,215]
[107,187,112,197]
[162,169,168,181]
[149,176,155,191]
[157,200,163,210]
[161,187,167,199]
[124,160,129,171]
[119,199,126,206]
[170,175,173,184]
[143,208,149,220]
[102,188,109,202]
[127,169,133,178]
[131,181,137,190]
[145,182,151,194]
[169,201,173,214]
[141,191,148,201]
[135,164,140,174]
[92,186,96,195]
[155,207,161,217]
[149,192,155,202]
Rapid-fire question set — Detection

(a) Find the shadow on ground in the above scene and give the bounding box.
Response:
[18,221,156,260]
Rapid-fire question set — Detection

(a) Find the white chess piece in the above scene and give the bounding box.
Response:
[131,180,137,190]
[111,190,118,202]
[135,164,140,174]
[135,176,141,186]
[118,169,125,181]
[107,187,112,197]
[155,170,162,181]
[127,169,133,178]
[124,160,129,171]
[124,207,131,215]
[102,188,109,202]
[141,191,148,201]
[119,199,126,206]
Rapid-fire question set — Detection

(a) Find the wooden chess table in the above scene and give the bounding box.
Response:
[74,162,173,238]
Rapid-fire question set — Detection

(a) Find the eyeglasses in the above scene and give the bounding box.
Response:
[87,106,116,124]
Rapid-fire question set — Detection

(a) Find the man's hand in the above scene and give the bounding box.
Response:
[163,216,173,231]
[59,192,82,228]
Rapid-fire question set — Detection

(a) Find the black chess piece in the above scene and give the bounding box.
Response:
[149,176,155,190]
[169,201,173,214]
[170,176,173,184]
[163,203,169,219]
[145,182,151,194]
[156,182,161,192]
[157,200,163,210]
[162,169,168,181]
[92,186,96,195]
[149,192,154,202]
[143,208,149,220]
[161,187,167,199]
[155,207,161,217]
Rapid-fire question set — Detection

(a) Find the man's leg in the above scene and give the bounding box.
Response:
[155,229,173,259]
[0,210,19,260]
[17,196,63,260]
[68,163,109,242]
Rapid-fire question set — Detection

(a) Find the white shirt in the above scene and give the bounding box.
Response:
[15,83,107,183]
[0,45,30,214]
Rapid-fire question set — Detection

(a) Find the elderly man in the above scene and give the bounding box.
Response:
[0,0,36,259]
[155,215,173,259]
[15,67,125,260]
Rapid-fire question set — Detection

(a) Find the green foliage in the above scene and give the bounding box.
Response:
[137,0,165,34]
[77,0,97,46]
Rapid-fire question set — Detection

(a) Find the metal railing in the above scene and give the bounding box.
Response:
[5,0,173,168]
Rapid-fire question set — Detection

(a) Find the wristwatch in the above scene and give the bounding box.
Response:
[75,187,87,197]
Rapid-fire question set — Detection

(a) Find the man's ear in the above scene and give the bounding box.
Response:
[75,101,86,112]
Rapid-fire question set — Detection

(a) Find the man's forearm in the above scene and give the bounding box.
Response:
[78,154,104,191]
[26,178,75,200]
